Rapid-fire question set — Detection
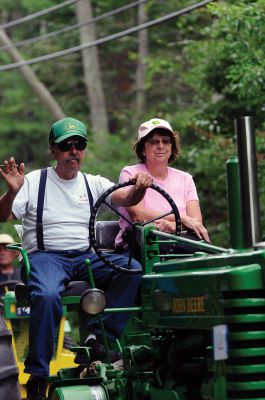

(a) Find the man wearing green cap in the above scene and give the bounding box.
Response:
[0,117,153,400]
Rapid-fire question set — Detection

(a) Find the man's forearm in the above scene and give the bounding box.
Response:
[0,191,15,221]
[112,186,147,207]
[123,186,147,206]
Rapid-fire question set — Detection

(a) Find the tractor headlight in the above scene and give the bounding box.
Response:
[51,384,109,399]
[80,288,107,315]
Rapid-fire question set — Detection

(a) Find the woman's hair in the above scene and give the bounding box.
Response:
[134,128,181,163]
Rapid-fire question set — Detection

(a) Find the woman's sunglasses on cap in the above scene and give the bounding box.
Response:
[55,139,87,152]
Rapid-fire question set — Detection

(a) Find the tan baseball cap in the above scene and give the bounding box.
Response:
[138,118,174,140]
[0,234,15,245]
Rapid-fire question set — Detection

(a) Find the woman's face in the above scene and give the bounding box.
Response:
[143,132,172,164]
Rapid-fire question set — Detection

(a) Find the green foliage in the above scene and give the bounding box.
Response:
[168,0,265,243]
[83,134,136,181]
[1,0,265,246]
[22,0,56,11]
[183,0,265,131]
[0,221,21,242]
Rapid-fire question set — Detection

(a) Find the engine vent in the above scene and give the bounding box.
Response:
[223,289,265,399]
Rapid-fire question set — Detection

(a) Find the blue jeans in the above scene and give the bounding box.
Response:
[24,250,142,378]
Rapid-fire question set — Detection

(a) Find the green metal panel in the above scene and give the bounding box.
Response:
[213,362,228,400]
[148,388,184,400]
[153,248,265,274]
[229,347,265,357]
[226,364,265,374]
[227,264,263,290]
[227,381,265,390]
[229,331,265,340]
[226,314,265,323]
[141,225,161,274]
[224,298,265,307]
[142,258,264,330]
[50,385,109,400]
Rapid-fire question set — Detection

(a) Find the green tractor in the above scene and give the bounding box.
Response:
[4,116,265,400]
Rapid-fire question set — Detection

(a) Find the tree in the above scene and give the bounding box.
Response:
[174,0,265,243]
[135,1,148,121]
[0,29,65,120]
[76,0,109,142]
[182,0,265,133]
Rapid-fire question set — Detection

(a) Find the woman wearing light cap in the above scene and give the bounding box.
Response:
[115,118,209,250]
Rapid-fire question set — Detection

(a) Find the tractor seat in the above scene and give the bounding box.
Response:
[15,281,91,303]
[95,220,120,251]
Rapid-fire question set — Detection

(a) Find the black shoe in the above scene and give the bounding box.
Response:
[74,338,121,364]
[26,375,47,400]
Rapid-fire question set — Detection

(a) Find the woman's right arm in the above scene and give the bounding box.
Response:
[180,200,209,242]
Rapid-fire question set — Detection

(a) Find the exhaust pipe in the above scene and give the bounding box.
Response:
[226,156,244,249]
[234,116,261,248]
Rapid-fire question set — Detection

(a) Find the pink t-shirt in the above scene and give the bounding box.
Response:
[115,163,199,247]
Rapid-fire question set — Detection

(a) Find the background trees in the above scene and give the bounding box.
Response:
[0,0,264,245]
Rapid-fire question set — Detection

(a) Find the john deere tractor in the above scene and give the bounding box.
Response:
[3,116,265,400]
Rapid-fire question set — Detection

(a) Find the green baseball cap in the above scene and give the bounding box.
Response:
[49,117,88,144]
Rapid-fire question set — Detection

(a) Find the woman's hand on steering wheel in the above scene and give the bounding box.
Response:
[181,215,210,242]
[154,219,176,233]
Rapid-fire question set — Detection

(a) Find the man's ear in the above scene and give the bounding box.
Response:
[50,144,56,157]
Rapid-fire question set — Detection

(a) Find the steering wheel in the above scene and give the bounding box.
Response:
[88,180,181,274]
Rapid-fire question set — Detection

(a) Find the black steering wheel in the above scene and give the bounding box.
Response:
[88,180,181,274]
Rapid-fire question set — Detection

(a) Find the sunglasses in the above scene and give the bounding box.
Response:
[146,138,172,146]
[56,139,87,152]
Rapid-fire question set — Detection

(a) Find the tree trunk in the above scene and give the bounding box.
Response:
[76,0,109,143]
[0,29,65,121]
[135,1,148,122]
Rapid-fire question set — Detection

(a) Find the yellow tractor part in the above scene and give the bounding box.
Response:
[5,300,77,399]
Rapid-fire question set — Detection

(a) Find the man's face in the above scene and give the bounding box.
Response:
[0,244,16,269]
[50,136,87,177]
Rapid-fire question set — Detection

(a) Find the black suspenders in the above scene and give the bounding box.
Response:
[36,168,47,250]
[36,169,94,250]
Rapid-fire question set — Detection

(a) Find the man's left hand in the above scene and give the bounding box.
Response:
[129,172,153,190]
